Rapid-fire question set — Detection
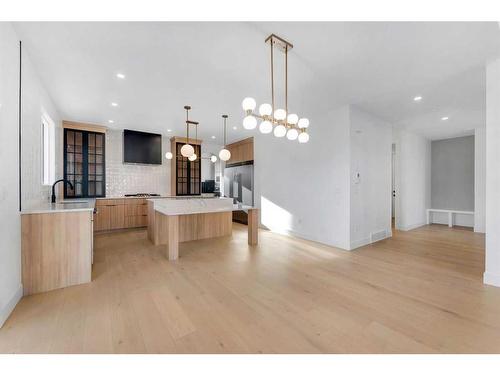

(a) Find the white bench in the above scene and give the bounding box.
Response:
[426,209,474,228]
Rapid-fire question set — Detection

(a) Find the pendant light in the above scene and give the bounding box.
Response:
[242,34,310,143]
[165,151,173,160]
[180,105,195,157]
[219,115,231,162]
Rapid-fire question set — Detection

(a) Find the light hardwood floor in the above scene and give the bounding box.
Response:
[1,223,500,353]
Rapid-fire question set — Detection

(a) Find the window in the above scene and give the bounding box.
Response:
[41,113,55,186]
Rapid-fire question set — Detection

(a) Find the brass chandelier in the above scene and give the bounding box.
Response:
[241,34,310,143]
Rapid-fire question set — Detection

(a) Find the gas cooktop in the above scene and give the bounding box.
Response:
[124,193,160,197]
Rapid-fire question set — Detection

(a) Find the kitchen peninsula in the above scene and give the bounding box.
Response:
[20,200,95,295]
[147,197,259,260]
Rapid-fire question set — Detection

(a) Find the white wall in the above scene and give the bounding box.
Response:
[394,129,432,231]
[0,24,63,326]
[20,43,62,203]
[349,106,392,249]
[254,106,351,249]
[475,127,486,233]
[484,58,500,287]
[0,24,21,327]
[254,105,392,251]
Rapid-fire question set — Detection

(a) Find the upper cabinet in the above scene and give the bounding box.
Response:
[226,137,254,166]
[63,122,106,198]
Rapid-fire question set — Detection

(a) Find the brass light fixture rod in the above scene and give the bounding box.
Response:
[184,105,191,144]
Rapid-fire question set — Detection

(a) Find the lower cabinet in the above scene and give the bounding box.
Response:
[94,198,148,232]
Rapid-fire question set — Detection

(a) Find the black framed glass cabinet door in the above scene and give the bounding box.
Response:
[64,128,105,198]
[175,143,201,196]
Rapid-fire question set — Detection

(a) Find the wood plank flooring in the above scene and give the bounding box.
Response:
[1,223,500,353]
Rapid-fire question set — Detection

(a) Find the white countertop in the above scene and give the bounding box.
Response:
[21,199,96,215]
[151,197,254,216]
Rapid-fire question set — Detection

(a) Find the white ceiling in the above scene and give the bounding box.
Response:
[13,22,500,141]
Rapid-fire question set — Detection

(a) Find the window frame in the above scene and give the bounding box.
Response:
[41,112,56,186]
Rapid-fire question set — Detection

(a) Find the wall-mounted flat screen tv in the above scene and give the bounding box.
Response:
[123,129,162,165]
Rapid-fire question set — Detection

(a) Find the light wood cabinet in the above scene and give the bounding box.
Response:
[22,211,92,295]
[94,198,148,232]
[226,137,253,165]
[94,205,111,231]
[109,204,125,230]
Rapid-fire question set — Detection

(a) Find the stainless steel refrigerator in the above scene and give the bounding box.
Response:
[223,163,254,223]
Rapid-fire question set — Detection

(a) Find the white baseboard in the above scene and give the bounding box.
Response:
[350,237,371,250]
[398,222,426,231]
[0,284,22,328]
[484,272,500,287]
[474,226,486,234]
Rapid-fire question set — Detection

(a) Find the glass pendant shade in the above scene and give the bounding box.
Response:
[188,153,197,161]
[287,114,299,125]
[259,103,273,116]
[210,155,217,163]
[180,143,194,157]
[243,115,257,130]
[298,118,310,129]
[298,132,310,143]
[274,109,287,121]
[165,151,173,160]
[219,148,231,161]
[242,97,256,111]
[286,128,299,140]
[273,124,287,137]
[259,120,273,134]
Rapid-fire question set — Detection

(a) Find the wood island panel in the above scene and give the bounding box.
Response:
[153,211,232,246]
[21,211,92,296]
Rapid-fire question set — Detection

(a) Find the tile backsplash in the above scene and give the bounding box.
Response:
[105,129,171,197]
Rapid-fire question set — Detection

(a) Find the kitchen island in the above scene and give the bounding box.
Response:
[147,197,259,260]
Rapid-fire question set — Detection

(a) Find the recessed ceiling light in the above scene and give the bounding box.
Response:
[233,126,237,130]
[167,129,172,132]
[116,73,125,79]
[111,102,118,107]
[108,120,114,123]
[211,135,216,139]
[413,96,422,101]
[441,116,449,121]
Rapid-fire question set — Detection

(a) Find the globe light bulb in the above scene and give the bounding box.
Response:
[259,120,273,134]
[274,109,287,121]
[287,113,299,125]
[165,151,173,160]
[298,118,310,129]
[286,128,299,140]
[243,115,257,130]
[298,132,310,143]
[242,97,256,111]
[180,144,194,157]
[273,124,287,137]
[188,153,197,161]
[259,103,273,116]
[219,148,231,161]
[210,155,217,163]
